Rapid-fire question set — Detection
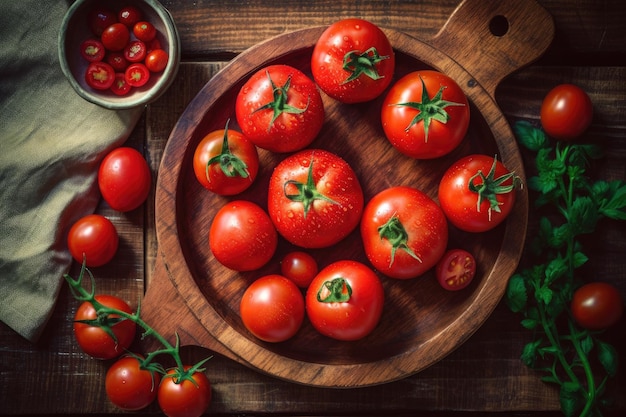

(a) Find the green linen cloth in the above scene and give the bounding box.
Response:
[0,0,143,342]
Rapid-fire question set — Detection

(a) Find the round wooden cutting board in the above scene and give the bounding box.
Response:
[142,0,554,387]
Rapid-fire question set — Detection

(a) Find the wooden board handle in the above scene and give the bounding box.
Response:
[430,0,554,97]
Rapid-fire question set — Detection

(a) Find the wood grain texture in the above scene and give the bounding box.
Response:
[1,0,625,414]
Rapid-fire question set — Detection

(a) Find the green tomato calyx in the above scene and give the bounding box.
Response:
[378,214,421,267]
[342,46,390,84]
[317,277,352,303]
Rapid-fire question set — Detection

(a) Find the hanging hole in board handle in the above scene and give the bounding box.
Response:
[489,15,510,37]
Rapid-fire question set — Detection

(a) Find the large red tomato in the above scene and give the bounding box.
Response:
[73,295,136,360]
[311,18,395,103]
[438,154,520,233]
[235,64,325,153]
[306,260,384,341]
[98,147,152,212]
[240,274,305,343]
[360,186,448,279]
[192,122,259,195]
[209,200,277,271]
[381,70,470,159]
[267,149,364,248]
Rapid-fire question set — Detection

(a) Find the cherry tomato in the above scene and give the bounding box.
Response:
[101,23,130,52]
[438,154,519,232]
[192,122,259,195]
[123,40,147,63]
[88,7,117,37]
[73,295,136,360]
[106,52,129,71]
[235,64,325,153]
[98,147,152,212]
[125,63,150,87]
[540,84,593,140]
[381,70,470,159]
[145,49,169,72]
[85,61,115,90]
[67,214,119,267]
[571,282,623,330]
[133,21,157,42]
[106,355,160,411]
[306,260,384,341]
[361,186,448,279]
[80,39,105,62]
[436,249,476,291]
[118,6,143,28]
[146,38,163,54]
[267,149,364,249]
[158,367,212,417]
[110,72,131,96]
[209,200,278,271]
[311,18,395,103]
[280,251,319,288]
[240,274,305,342]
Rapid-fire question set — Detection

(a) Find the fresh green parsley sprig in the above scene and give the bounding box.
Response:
[506,120,626,417]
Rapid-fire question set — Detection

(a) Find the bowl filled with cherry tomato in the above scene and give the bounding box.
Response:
[58,0,180,109]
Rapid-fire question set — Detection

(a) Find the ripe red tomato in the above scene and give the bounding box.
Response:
[145,49,169,73]
[123,40,147,63]
[85,61,115,90]
[158,367,212,417]
[235,64,325,153]
[106,355,160,411]
[88,7,117,37]
[360,186,448,279]
[98,147,152,212]
[267,149,364,248]
[280,251,319,288]
[110,72,132,96]
[133,21,157,42]
[118,6,143,28]
[436,249,476,291]
[101,23,130,52]
[107,52,129,71]
[73,295,136,360]
[438,154,519,232]
[125,63,150,87]
[192,124,259,195]
[240,274,305,342]
[67,214,119,267]
[540,84,593,140]
[571,282,623,330]
[80,39,105,62]
[311,18,395,103]
[209,200,278,271]
[381,70,470,159]
[306,260,384,341]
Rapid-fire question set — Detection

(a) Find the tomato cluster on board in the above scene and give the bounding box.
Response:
[193,19,522,344]
[79,5,169,94]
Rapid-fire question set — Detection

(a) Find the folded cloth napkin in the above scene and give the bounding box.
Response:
[0,0,143,342]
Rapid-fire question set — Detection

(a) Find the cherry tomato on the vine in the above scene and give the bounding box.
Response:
[192,122,259,195]
[438,154,519,233]
[158,367,212,417]
[306,260,384,341]
[98,147,152,212]
[280,251,319,288]
[267,149,364,249]
[311,18,395,103]
[73,295,136,360]
[540,83,593,140]
[436,249,477,291]
[67,214,119,267]
[240,274,305,343]
[209,200,277,271]
[381,70,470,159]
[235,64,324,153]
[360,186,448,279]
[106,355,160,411]
[571,282,623,330]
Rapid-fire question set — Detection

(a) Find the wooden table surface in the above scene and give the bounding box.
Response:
[2,0,625,415]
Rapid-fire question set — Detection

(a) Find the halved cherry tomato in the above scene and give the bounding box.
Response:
[85,61,115,90]
[101,23,130,52]
[436,249,477,291]
[80,39,105,62]
[107,52,129,71]
[125,63,150,87]
[133,21,157,42]
[110,73,132,96]
[145,49,169,73]
[118,6,143,28]
[123,40,147,63]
